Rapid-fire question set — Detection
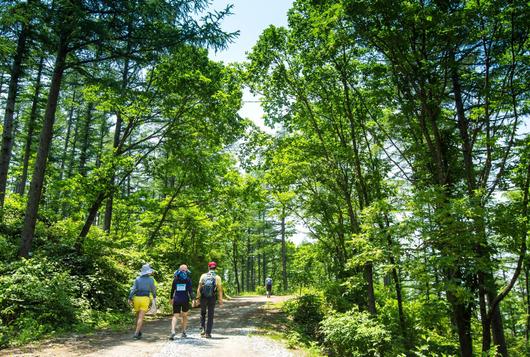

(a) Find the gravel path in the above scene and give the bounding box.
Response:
[4,295,297,357]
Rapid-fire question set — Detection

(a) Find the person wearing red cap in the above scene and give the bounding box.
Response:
[196,261,223,338]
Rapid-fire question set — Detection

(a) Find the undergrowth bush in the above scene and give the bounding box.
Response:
[0,258,77,346]
[282,293,326,340]
[320,309,391,356]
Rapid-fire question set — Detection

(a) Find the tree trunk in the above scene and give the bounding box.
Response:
[524,264,530,346]
[246,235,251,291]
[263,253,267,284]
[78,103,94,176]
[19,39,69,258]
[58,90,76,182]
[95,116,106,168]
[364,262,377,315]
[16,57,45,195]
[447,291,473,357]
[0,21,29,207]
[66,111,80,180]
[241,255,245,292]
[0,72,5,94]
[280,208,288,291]
[233,238,240,294]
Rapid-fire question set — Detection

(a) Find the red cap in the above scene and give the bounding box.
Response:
[208,261,217,268]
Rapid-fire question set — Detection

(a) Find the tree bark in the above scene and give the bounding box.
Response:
[78,102,94,176]
[246,235,251,291]
[0,21,29,207]
[447,290,473,357]
[280,207,288,291]
[58,90,77,181]
[78,191,106,250]
[16,57,45,195]
[20,38,69,258]
[524,264,530,346]
[232,238,240,293]
[102,111,121,232]
[66,110,79,180]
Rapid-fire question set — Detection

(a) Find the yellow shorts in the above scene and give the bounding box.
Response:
[133,296,150,312]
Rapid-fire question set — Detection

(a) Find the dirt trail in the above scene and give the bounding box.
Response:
[4,295,297,357]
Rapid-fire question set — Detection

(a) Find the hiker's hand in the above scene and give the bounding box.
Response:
[128,299,132,306]
[218,300,224,307]
[170,299,173,305]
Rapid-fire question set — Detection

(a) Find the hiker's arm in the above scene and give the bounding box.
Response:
[196,275,203,299]
[128,279,137,303]
[217,279,223,306]
[187,280,193,301]
[151,278,157,299]
[169,277,177,303]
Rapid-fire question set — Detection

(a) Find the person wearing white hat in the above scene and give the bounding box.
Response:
[128,263,157,339]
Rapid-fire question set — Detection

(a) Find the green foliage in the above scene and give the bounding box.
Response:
[282,294,326,339]
[0,258,77,346]
[320,309,391,357]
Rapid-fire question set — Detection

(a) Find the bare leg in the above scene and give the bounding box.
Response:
[181,312,188,332]
[171,314,178,333]
[135,310,146,334]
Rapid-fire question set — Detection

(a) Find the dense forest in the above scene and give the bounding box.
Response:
[0,0,529,356]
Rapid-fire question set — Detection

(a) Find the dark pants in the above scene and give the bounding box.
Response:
[200,296,216,334]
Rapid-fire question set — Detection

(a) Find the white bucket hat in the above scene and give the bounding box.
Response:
[139,263,154,276]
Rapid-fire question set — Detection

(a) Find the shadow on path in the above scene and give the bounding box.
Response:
[4,295,291,357]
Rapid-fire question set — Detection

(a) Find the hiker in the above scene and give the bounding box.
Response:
[128,263,157,339]
[196,261,223,338]
[169,264,193,339]
[265,276,273,298]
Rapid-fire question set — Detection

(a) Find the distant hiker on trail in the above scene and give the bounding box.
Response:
[265,276,273,298]
[128,263,157,339]
[196,261,223,338]
[169,264,193,340]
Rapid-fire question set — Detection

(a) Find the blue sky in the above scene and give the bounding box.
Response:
[207,1,311,244]
[209,0,294,63]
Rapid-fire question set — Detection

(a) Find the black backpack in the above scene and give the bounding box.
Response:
[201,272,216,298]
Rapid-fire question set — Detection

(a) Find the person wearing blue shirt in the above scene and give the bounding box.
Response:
[128,263,157,339]
[169,264,193,339]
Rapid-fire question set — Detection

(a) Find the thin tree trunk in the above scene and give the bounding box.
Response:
[78,103,93,176]
[16,57,45,195]
[281,207,288,291]
[95,117,106,168]
[147,182,183,246]
[78,191,105,250]
[0,21,29,207]
[0,72,5,94]
[58,90,77,181]
[233,239,240,294]
[241,255,245,292]
[246,236,250,291]
[66,110,79,179]
[524,264,530,346]
[19,38,69,258]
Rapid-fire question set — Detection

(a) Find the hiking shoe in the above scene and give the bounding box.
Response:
[138,332,142,337]
[200,328,205,336]
[205,334,212,339]
[169,332,176,340]
[181,331,187,338]
[133,333,141,339]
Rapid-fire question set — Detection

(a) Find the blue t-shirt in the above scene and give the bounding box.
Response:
[129,275,156,299]
[170,276,193,304]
